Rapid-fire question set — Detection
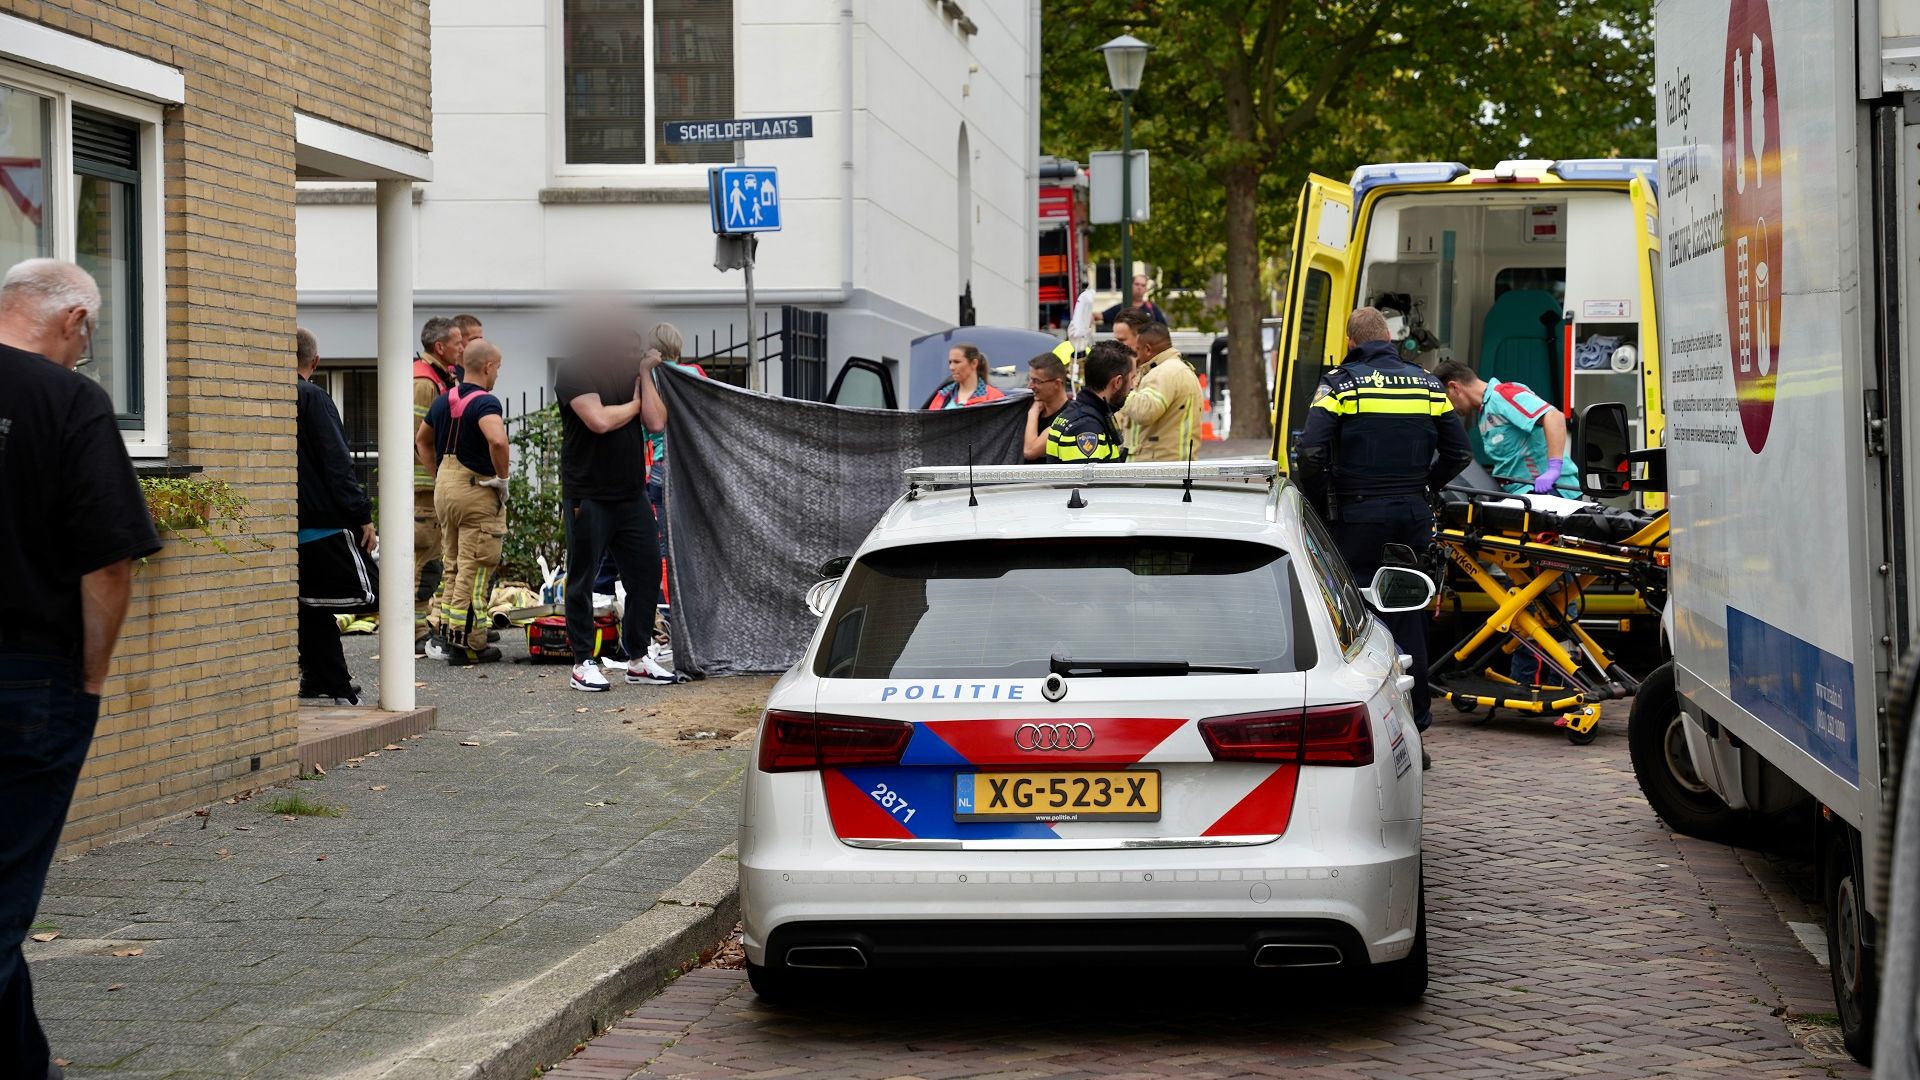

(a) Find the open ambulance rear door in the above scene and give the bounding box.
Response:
[1271,175,1355,468]
[1627,173,1667,511]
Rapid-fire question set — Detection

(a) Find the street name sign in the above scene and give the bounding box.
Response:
[709,166,782,235]
[667,116,813,145]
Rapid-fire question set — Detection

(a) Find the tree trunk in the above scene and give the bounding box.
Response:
[1222,161,1269,445]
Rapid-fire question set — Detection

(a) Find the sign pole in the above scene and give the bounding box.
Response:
[744,240,758,387]
[1119,89,1134,283]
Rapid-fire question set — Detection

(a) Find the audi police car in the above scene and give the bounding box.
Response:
[739,460,1434,999]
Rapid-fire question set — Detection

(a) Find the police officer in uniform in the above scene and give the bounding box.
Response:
[1295,308,1472,746]
[1044,339,1134,463]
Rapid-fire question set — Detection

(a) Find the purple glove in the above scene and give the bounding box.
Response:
[1531,458,1565,494]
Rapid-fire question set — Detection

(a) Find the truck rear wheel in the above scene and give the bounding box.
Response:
[1826,833,1877,1063]
[1628,663,1747,843]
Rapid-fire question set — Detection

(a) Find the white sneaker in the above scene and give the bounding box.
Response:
[626,652,686,685]
[646,639,674,667]
[571,661,610,692]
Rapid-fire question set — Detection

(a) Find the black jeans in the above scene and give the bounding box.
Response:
[565,497,659,660]
[0,655,100,1076]
[1330,493,1436,729]
[297,603,351,696]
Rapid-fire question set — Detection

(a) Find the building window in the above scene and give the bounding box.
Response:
[562,0,733,166]
[0,65,166,453]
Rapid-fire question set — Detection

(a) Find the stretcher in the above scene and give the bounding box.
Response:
[1427,486,1669,743]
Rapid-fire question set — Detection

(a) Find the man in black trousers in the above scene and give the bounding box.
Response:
[295,327,376,703]
[0,258,161,1080]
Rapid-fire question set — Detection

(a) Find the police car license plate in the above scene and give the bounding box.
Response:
[953,771,1160,822]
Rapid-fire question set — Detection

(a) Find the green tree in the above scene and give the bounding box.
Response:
[1042,0,1653,442]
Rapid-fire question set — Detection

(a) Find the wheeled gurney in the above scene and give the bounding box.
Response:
[1427,487,1669,743]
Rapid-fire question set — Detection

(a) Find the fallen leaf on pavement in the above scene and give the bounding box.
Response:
[111,948,144,958]
[316,855,328,861]
[370,785,388,792]
[575,707,589,713]
[525,689,537,694]
[382,744,402,751]
[313,763,326,776]
[607,707,625,713]
[282,815,296,821]
[622,719,633,724]
[233,826,251,831]
[30,932,57,943]
[459,740,481,747]
[415,681,428,688]
[406,734,422,740]
[215,849,230,858]
[51,1060,68,1068]
[107,984,123,992]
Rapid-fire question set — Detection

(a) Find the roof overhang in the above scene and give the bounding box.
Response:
[0,12,185,103]
[294,112,432,182]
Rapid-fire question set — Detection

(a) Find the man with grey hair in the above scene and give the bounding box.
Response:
[0,258,161,1077]
[296,326,375,702]
[413,316,466,657]
[1294,306,1471,756]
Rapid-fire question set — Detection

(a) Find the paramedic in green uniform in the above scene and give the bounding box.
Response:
[1432,359,1581,498]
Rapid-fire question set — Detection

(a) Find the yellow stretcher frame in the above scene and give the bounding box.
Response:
[1431,501,1670,744]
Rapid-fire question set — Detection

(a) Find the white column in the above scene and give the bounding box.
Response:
[375,179,415,712]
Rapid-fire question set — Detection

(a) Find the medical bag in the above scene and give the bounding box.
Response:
[527,614,619,661]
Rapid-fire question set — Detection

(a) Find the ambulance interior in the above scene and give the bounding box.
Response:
[1353,190,1648,457]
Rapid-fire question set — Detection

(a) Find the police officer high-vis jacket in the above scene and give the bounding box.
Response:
[1045,388,1128,463]
[1293,339,1472,512]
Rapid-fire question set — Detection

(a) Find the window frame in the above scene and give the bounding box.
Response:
[1296,505,1372,658]
[546,0,739,187]
[0,57,167,457]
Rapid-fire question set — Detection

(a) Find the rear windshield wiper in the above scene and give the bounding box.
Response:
[1049,654,1259,677]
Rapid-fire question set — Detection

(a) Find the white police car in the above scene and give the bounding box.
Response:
[738,460,1435,998]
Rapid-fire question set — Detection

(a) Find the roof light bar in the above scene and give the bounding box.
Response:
[1547,157,1659,193]
[904,458,1278,488]
[1349,161,1468,203]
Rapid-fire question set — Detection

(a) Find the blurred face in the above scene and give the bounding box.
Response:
[947,348,975,385]
[1112,320,1136,355]
[1132,275,1149,302]
[1443,380,1481,416]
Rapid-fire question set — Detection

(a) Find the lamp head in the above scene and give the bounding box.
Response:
[1097,34,1152,94]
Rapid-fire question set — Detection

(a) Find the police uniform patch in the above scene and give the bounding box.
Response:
[1076,431,1100,457]
[1311,382,1331,403]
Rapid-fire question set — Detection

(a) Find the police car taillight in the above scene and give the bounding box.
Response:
[1198,704,1374,767]
[757,710,913,772]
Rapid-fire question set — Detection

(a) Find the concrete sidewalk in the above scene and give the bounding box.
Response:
[28,635,768,1080]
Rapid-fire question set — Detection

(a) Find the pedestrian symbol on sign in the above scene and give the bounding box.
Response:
[708,166,782,235]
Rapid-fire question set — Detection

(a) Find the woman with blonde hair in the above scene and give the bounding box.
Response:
[926,343,1006,409]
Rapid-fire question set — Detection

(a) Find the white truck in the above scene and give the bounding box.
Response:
[1637,0,1920,1066]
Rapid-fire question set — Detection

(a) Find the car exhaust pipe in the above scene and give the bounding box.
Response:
[784,945,868,970]
[1253,943,1345,968]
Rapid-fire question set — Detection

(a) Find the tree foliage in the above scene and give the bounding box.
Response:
[1042,0,1654,439]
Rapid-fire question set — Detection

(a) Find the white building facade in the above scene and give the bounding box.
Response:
[296,0,1039,414]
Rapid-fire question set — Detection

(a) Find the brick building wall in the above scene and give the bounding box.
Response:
[0,0,432,852]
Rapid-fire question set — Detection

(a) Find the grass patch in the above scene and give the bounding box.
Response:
[268,791,341,817]
[29,921,58,932]
[1799,1012,1841,1027]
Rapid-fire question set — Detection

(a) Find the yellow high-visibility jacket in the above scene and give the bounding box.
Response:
[1115,347,1202,462]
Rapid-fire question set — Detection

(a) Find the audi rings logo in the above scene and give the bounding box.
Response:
[1014,723,1095,751]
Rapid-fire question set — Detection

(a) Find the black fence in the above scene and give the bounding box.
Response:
[689,305,829,401]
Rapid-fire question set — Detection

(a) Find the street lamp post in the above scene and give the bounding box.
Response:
[1098,34,1152,290]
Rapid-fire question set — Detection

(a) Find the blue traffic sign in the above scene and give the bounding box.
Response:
[708,166,781,235]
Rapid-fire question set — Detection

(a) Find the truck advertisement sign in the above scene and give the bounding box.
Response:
[1658,0,1866,790]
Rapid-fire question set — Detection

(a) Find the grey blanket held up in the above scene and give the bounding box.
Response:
[656,368,1027,678]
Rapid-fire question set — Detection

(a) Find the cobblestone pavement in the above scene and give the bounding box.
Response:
[549,704,1866,1080]
[29,636,758,1080]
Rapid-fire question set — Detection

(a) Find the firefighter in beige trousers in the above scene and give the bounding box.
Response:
[414,340,511,664]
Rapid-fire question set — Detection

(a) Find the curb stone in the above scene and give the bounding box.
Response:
[356,844,741,1080]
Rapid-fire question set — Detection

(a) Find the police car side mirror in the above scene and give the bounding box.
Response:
[817,554,852,579]
[804,579,841,618]
[1362,566,1437,614]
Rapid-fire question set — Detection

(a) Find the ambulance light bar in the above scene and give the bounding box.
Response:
[904,458,1278,489]
[1349,161,1467,203]
[1547,158,1659,190]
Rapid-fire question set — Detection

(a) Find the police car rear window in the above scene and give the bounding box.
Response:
[815,537,1315,680]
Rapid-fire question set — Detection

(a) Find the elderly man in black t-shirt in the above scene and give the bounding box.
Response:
[554,320,681,692]
[0,258,161,1080]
